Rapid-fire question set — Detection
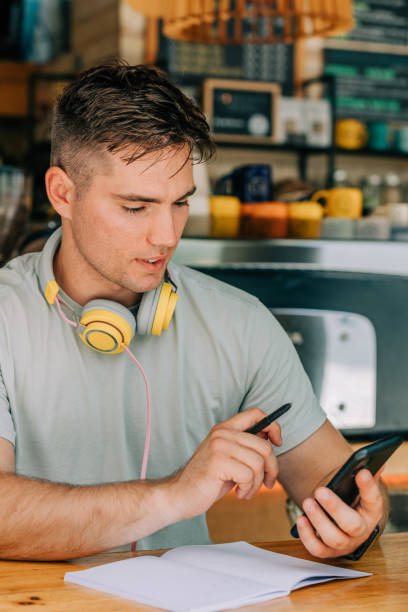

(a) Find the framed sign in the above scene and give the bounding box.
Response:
[203,78,281,144]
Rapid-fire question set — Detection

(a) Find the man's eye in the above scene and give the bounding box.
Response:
[123,206,144,214]
[175,200,189,207]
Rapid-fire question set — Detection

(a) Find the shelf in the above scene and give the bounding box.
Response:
[214,140,408,159]
[30,141,51,150]
[214,140,331,154]
[0,61,39,117]
[335,147,408,159]
[0,115,29,125]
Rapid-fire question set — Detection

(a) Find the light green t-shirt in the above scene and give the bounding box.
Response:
[0,229,326,551]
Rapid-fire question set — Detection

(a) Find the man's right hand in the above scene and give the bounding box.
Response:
[166,408,281,521]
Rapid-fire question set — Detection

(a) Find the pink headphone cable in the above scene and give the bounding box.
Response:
[122,344,151,482]
[55,295,77,326]
[54,296,151,552]
[122,344,151,552]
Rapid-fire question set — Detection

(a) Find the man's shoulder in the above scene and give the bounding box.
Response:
[169,263,285,344]
[170,262,260,309]
[0,252,41,307]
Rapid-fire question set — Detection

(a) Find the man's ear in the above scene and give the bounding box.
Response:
[45,166,76,220]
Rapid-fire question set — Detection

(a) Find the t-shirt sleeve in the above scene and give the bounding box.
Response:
[0,364,15,446]
[240,300,326,456]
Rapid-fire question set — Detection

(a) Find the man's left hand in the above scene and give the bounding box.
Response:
[295,468,384,559]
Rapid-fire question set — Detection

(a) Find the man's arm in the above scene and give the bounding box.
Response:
[277,420,388,559]
[0,408,281,561]
[0,437,180,560]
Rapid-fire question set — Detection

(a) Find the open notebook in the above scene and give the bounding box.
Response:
[65,541,370,611]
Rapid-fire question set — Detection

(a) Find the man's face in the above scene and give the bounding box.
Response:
[68,146,194,297]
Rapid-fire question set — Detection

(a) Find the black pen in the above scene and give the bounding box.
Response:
[245,403,292,435]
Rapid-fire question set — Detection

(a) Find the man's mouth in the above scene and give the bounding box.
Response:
[136,256,166,269]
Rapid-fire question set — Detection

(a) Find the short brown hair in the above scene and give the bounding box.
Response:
[51,61,215,190]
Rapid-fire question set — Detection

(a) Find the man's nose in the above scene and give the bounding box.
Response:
[148,208,178,248]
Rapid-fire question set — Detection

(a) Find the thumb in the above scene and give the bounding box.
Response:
[218,407,268,432]
[374,466,385,483]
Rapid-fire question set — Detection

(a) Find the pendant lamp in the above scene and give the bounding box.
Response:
[125,0,353,44]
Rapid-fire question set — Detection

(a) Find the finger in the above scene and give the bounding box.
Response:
[213,408,268,433]
[234,431,279,489]
[255,423,281,447]
[214,428,278,473]
[355,469,383,522]
[314,487,366,540]
[296,515,334,559]
[212,434,267,498]
[209,427,278,497]
[236,445,270,498]
[265,422,282,446]
[217,455,256,499]
[302,497,351,551]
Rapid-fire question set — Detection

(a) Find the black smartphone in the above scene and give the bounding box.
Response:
[290,434,403,538]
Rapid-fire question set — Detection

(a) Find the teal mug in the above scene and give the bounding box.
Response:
[368,121,389,151]
[395,127,408,154]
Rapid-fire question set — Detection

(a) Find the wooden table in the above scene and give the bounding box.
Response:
[0,532,407,611]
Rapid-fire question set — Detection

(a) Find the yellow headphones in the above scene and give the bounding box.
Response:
[44,277,178,354]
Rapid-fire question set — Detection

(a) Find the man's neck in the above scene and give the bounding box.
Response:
[53,229,140,308]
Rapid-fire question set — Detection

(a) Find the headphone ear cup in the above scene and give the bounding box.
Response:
[151,283,175,336]
[79,299,136,353]
[137,282,178,336]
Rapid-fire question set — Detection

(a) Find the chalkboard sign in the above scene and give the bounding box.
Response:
[339,0,407,47]
[324,48,408,122]
[203,78,280,144]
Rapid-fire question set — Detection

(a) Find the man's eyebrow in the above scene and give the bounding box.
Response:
[112,185,196,203]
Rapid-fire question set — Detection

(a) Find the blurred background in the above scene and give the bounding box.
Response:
[1,0,407,541]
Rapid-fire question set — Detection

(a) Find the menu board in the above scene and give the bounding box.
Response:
[324,48,408,122]
[157,33,294,94]
[322,1,408,123]
[340,0,407,47]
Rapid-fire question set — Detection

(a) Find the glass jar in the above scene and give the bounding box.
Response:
[361,174,382,215]
[382,173,402,205]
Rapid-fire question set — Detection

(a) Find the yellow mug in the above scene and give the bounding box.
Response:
[209,196,241,238]
[312,188,363,218]
[288,202,323,239]
[335,119,367,150]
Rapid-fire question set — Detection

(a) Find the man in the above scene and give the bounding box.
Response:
[0,63,386,561]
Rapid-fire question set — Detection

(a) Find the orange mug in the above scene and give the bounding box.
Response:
[241,202,288,238]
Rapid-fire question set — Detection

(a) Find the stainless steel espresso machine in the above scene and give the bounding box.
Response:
[174,238,408,439]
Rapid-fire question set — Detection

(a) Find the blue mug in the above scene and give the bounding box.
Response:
[231,164,273,202]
